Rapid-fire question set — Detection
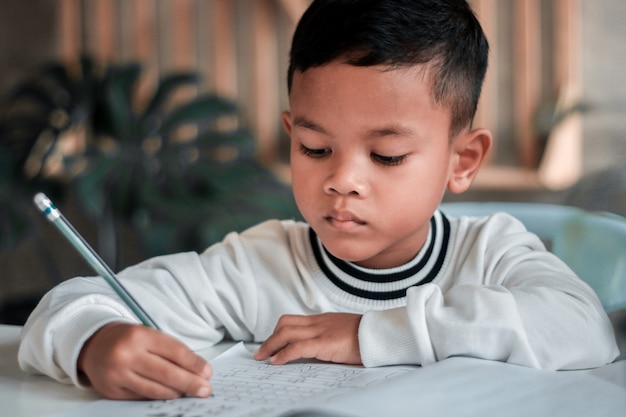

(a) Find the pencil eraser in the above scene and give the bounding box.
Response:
[33,193,50,211]
[33,193,58,220]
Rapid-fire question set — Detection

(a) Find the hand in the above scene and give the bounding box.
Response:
[77,322,212,400]
[254,313,362,365]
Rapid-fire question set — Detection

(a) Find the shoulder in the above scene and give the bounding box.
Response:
[444,209,529,235]
[202,219,311,259]
[440,208,547,260]
[435,209,574,288]
[234,219,310,246]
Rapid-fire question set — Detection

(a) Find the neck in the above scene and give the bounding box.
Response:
[309,210,450,300]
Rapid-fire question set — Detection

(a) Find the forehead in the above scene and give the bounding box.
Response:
[289,61,451,133]
[291,60,433,97]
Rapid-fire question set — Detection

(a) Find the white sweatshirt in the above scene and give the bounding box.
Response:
[19,210,619,387]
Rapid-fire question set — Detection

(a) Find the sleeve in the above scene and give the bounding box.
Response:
[17,223,281,386]
[358,213,620,370]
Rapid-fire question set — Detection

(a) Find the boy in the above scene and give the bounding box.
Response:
[19,0,618,401]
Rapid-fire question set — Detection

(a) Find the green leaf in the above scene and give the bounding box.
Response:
[136,218,182,255]
[74,157,118,218]
[0,202,32,252]
[196,127,254,147]
[78,54,96,84]
[99,64,142,140]
[10,83,58,111]
[142,72,202,120]
[158,95,238,135]
[40,63,72,89]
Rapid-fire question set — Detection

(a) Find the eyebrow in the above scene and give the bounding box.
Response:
[293,116,418,139]
[293,117,328,134]
[367,125,418,138]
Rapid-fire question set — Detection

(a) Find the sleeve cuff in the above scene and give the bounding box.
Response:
[358,307,421,367]
[53,301,138,387]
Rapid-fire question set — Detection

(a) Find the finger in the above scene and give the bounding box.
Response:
[254,314,336,361]
[255,329,286,360]
[88,366,183,400]
[147,333,213,379]
[118,373,185,400]
[266,340,322,365]
[95,385,147,401]
[132,351,212,398]
[255,325,318,361]
[254,330,297,360]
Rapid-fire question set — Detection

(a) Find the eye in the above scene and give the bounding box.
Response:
[371,153,407,166]
[300,144,331,158]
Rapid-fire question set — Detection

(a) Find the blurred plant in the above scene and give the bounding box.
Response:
[0,52,80,254]
[0,142,62,254]
[1,55,299,269]
[0,87,65,283]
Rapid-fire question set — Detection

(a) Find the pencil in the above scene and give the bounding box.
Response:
[33,192,160,329]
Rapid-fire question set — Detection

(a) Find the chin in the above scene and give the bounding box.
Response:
[322,241,376,264]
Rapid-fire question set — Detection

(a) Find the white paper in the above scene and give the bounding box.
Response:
[44,343,626,417]
[309,356,626,417]
[46,342,415,417]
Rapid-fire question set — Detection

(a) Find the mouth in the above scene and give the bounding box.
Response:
[324,209,366,231]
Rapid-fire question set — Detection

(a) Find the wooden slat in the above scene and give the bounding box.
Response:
[90,0,116,63]
[211,0,237,98]
[470,0,498,165]
[169,0,195,70]
[276,0,310,26]
[473,166,542,190]
[537,0,582,189]
[130,0,158,110]
[132,0,155,62]
[513,0,542,168]
[57,0,81,65]
[251,0,280,164]
[553,0,581,96]
[118,1,132,61]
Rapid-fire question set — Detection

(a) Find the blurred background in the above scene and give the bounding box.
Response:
[1,0,625,324]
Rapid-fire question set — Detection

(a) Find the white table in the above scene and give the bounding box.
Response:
[0,324,231,417]
[2,324,626,417]
[0,324,93,417]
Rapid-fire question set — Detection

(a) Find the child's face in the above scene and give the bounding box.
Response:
[284,61,470,269]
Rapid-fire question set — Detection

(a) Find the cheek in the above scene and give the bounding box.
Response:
[290,158,315,203]
[382,158,450,204]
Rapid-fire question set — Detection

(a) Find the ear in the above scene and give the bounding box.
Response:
[282,111,293,136]
[447,128,493,194]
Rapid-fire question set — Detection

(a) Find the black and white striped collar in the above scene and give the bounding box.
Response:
[308,210,450,300]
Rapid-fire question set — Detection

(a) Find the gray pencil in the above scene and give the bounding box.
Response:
[33,192,159,330]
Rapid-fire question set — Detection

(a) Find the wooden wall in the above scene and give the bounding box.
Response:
[471,0,582,190]
[57,0,310,167]
[55,0,582,190]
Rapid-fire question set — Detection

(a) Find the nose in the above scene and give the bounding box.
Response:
[323,156,369,197]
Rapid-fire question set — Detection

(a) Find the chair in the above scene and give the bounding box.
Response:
[439,202,626,314]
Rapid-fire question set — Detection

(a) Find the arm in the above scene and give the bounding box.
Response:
[358,214,620,370]
[18,220,305,391]
[17,252,222,399]
[18,245,258,389]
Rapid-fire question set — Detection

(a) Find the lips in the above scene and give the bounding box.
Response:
[325,209,366,231]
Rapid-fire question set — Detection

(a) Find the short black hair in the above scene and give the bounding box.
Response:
[287,0,489,136]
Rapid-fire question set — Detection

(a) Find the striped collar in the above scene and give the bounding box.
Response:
[308,210,450,300]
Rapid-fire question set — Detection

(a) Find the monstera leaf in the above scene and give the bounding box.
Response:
[1,55,299,267]
[0,144,63,252]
